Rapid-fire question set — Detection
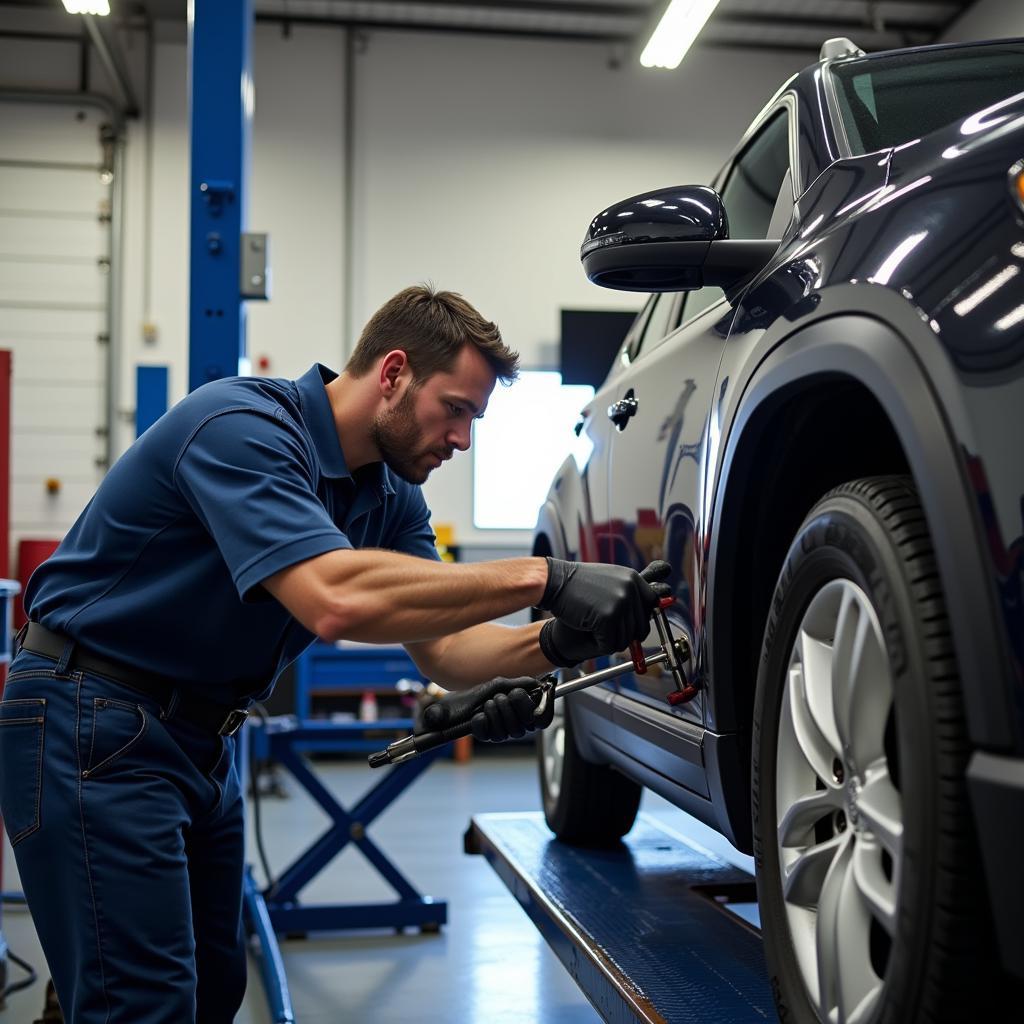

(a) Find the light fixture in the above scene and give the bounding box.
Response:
[62,0,111,14]
[641,0,722,70]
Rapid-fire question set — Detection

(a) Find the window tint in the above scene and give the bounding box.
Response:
[679,284,725,323]
[719,111,791,240]
[833,43,1024,154]
[680,111,791,322]
[632,292,676,359]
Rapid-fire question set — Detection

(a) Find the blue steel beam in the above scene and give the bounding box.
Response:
[188,0,253,393]
[243,868,296,1024]
[135,365,168,436]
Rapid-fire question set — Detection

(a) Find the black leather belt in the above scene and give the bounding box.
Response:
[18,622,250,737]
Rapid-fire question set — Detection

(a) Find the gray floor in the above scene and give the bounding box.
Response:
[1,747,753,1023]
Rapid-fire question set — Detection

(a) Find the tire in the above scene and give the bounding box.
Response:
[538,688,641,847]
[752,475,999,1024]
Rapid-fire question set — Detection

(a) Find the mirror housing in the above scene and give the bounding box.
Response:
[581,184,780,293]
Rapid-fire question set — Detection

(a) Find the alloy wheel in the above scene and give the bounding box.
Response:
[775,579,902,1024]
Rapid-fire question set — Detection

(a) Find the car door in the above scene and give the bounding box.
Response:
[603,101,797,731]
[602,288,736,732]
[572,302,652,565]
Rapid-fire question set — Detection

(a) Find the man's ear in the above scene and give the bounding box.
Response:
[378,349,410,396]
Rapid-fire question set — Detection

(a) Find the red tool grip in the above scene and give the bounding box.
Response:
[667,686,699,706]
[629,640,647,674]
[658,596,675,609]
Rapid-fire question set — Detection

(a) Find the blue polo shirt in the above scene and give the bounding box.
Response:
[25,364,440,703]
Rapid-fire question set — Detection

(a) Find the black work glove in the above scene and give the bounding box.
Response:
[420,677,555,742]
[536,558,672,657]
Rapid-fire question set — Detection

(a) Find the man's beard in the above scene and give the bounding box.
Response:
[370,387,449,485]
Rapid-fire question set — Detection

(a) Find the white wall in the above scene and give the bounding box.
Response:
[940,0,1024,41]
[347,30,802,544]
[2,18,805,551]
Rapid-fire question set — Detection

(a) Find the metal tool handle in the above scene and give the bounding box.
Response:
[369,595,681,769]
[368,684,549,768]
[367,716,479,768]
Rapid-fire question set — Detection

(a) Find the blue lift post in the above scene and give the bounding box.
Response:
[465,812,774,1024]
[188,0,252,392]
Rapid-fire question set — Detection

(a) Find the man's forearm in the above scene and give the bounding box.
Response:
[265,548,550,644]
[405,620,554,689]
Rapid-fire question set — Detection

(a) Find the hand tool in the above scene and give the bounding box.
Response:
[368,597,695,768]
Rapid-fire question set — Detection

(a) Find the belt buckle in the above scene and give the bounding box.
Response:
[219,708,250,737]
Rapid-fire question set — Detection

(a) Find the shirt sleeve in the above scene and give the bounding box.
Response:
[174,408,353,601]
[384,482,442,562]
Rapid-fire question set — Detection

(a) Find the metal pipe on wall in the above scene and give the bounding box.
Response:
[343,26,357,360]
[106,133,126,470]
[81,14,140,117]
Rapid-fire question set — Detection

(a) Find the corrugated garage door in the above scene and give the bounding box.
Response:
[0,100,111,563]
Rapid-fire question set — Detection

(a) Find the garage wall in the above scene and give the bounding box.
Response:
[940,0,1024,41]
[349,30,803,544]
[0,15,124,570]
[1,18,805,554]
[0,102,111,559]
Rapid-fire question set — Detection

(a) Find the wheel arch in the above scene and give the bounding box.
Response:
[705,314,1016,839]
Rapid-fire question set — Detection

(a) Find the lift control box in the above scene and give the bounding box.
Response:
[240,232,270,300]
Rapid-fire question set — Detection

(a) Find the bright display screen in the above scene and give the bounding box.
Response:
[473,371,595,530]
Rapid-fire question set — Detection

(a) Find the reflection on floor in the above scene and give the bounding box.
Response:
[1,747,755,1024]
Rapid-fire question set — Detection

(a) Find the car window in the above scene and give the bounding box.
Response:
[832,43,1024,154]
[719,110,791,241]
[679,284,726,324]
[680,110,791,323]
[630,292,677,360]
[610,299,652,374]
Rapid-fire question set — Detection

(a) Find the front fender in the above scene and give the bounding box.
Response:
[708,289,1020,753]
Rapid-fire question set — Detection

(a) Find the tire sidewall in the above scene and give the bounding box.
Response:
[752,495,938,1024]
[538,693,575,830]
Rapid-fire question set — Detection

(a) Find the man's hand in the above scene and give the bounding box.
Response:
[420,677,555,742]
[536,559,672,659]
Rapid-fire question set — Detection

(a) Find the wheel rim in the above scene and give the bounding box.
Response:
[541,703,566,802]
[775,579,902,1024]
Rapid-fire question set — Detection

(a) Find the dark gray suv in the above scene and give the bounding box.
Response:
[533,36,1024,1024]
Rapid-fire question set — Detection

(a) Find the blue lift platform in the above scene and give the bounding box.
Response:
[243,717,448,1024]
[465,812,774,1024]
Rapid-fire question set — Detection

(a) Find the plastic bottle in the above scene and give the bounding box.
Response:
[359,691,378,722]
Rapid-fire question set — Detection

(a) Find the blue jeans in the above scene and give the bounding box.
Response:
[0,649,246,1024]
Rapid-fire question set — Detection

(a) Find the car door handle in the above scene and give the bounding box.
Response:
[607,389,638,430]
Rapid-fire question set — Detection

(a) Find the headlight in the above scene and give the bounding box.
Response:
[1010,159,1024,215]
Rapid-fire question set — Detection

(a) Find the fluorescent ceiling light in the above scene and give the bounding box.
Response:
[641,0,721,70]
[62,0,111,14]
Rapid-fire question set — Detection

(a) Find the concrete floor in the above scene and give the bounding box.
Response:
[1,746,753,1023]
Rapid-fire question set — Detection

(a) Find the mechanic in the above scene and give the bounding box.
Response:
[0,284,670,1024]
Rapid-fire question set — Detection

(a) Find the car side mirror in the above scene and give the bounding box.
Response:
[581,184,780,293]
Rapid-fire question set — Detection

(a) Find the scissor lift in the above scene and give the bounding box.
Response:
[465,811,774,1024]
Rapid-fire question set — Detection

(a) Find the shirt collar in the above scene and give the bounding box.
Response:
[295,364,396,496]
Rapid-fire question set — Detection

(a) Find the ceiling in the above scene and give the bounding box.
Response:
[13,0,983,53]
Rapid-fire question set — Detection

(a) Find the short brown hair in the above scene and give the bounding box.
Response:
[346,284,519,385]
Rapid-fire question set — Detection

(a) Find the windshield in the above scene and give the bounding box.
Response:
[832,41,1024,154]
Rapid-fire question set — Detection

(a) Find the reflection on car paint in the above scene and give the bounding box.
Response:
[966,453,1024,703]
